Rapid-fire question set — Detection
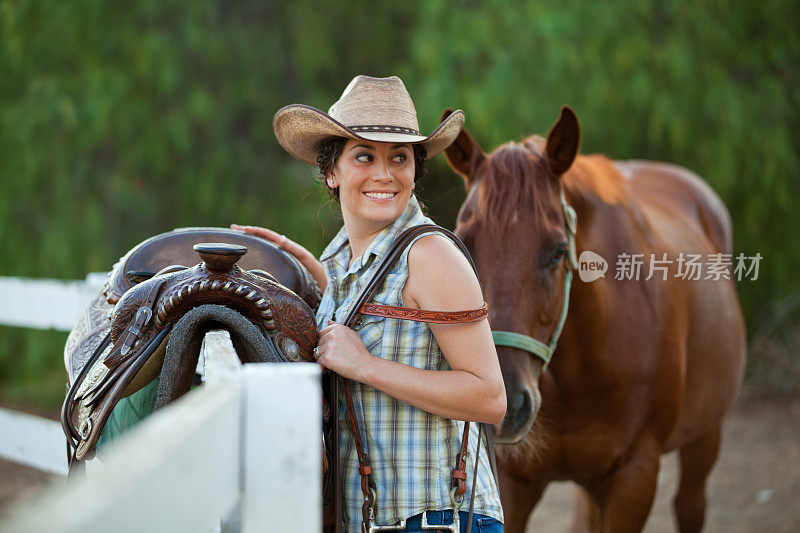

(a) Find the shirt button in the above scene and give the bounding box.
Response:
[356,319,363,326]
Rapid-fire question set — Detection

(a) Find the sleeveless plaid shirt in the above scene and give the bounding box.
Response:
[316,196,504,532]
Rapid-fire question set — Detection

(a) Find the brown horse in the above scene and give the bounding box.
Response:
[442,107,745,532]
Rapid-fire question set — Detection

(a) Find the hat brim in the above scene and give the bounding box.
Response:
[273,104,465,166]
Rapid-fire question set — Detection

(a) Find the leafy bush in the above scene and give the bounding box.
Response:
[1,0,797,407]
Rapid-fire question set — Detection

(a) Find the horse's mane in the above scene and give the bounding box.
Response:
[474,136,629,237]
[475,140,561,235]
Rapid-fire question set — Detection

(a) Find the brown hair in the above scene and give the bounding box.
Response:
[316,137,428,201]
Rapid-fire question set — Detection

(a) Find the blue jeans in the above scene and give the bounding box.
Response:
[397,509,503,532]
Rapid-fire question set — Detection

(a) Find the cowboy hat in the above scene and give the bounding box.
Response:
[273,75,465,165]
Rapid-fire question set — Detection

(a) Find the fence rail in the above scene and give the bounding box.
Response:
[0,408,67,476]
[0,274,106,331]
[0,274,104,476]
[0,275,322,532]
[1,330,321,533]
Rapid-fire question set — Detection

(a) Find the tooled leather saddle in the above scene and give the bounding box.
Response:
[62,227,324,465]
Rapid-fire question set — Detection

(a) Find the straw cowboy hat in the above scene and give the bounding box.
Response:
[273,75,465,165]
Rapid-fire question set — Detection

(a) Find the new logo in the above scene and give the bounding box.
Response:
[578,251,608,282]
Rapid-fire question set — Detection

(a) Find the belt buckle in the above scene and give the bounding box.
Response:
[421,510,460,532]
[366,518,407,532]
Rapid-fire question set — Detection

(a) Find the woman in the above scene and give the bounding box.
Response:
[234,75,505,532]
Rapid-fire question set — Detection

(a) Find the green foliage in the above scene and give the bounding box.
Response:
[0,326,67,410]
[0,0,797,407]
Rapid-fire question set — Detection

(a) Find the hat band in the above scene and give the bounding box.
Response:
[350,125,421,136]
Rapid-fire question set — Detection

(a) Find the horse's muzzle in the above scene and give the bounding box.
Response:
[495,386,541,444]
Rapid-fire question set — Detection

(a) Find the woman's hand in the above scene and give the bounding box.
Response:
[230,224,327,291]
[315,322,376,381]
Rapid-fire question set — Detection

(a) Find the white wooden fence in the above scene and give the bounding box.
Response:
[0,273,108,331]
[0,276,322,532]
[0,407,68,476]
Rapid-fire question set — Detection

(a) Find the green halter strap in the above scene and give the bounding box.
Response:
[491,188,577,370]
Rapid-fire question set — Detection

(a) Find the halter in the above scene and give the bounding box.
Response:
[491,188,577,370]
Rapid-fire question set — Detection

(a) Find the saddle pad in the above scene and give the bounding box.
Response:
[95,377,159,453]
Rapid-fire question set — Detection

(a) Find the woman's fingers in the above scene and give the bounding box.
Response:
[319,321,336,335]
[231,225,326,290]
[314,324,374,381]
[230,224,291,249]
[314,332,331,370]
[231,224,278,240]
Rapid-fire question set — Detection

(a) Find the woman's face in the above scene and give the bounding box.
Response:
[330,138,415,237]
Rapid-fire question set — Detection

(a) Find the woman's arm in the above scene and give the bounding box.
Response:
[316,234,506,424]
[230,224,327,291]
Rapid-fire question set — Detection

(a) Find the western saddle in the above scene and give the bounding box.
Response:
[61,227,333,521]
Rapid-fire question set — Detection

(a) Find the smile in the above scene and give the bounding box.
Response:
[363,192,397,200]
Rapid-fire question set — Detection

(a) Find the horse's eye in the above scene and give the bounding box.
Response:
[548,244,568,267]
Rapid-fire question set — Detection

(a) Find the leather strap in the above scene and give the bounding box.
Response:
[339,380,373,528]
[452,422,471,496]
[359,302,487,324]
[337,224,483,529]
[331,373,343,533]
[483,423,500,490]
[465,423,484,533]
[62,332,111,453]
[341,225,479,328]
[342,381,375,526]
[103,278,166,369]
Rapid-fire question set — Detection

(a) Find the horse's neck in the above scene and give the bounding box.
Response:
[550,162,666,392]
[551,164,639,380]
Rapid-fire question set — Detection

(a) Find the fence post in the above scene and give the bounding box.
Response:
[241,363,321,533]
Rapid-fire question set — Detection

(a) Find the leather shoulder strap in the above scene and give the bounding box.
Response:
[341,224,478,329]
[358,302,488,324]
[337,224,483,529]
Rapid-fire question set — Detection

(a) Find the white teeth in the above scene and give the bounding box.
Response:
[364,192,396,199]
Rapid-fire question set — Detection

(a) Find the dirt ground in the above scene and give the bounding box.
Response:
[526,397,800,532]
[1,397,799,531]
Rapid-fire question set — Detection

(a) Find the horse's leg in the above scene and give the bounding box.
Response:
[499,472,544,533]
[569,485,600,533]
[592,437,661,532]
[672,424,721,533]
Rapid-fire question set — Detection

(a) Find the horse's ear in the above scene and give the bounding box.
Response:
[545,106,580,177]
[442,108,486,189]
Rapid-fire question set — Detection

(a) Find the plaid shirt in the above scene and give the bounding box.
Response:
[317,196,503,532]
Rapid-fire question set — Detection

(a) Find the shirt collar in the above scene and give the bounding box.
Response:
[319,195,426,273]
